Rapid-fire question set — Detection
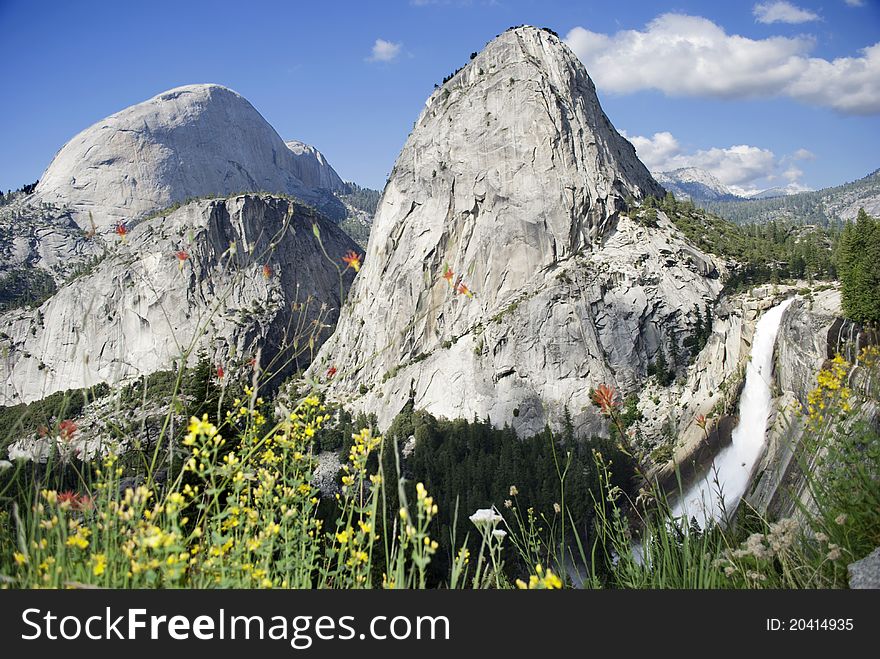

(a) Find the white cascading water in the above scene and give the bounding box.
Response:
[671,297,795,528]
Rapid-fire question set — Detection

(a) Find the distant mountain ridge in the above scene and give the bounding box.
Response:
[702,168,880,225]
[654,167,740,202]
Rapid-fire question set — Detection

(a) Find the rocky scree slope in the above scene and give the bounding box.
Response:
[312,26,722,436]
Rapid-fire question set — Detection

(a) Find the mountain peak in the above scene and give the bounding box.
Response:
[313,28,713,434]
[33,84,320,229]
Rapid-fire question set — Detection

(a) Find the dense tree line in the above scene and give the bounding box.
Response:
[836,209,880,325]
[646,194,838,291]
[375,402,637,580]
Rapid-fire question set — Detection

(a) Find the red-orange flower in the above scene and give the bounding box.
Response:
[456,282,474,298]
[591,384,619,415]
[696,414,708,430]
[262,264,273,279]
[216,365,225,380]
[57,491,93,511]
[326,366,337,379]
[59,419,77,442]
[115,224,128,241]
[342,250,362,273]
[175,250,189,270]
[443,265,455,284]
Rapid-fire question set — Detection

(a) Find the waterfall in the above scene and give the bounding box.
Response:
[671,297,795,528]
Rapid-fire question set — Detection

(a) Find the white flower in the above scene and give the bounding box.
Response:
[492,529,507,540]
[469,507,503,528]
[0,459,12,470]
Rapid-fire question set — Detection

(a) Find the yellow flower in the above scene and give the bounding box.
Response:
[13,552,28,566]
[91,553,107,576]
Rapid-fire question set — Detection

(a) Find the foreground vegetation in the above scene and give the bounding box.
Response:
[0,343,876,589]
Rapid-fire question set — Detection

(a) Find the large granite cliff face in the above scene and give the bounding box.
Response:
[311,26,721,435]
[33,84,335,230]
[0,195,357,405]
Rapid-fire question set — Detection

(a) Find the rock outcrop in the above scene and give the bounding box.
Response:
[284,140,349,195]
[33,84,333,230]
[0,194,357,405]
[312,26,721,435]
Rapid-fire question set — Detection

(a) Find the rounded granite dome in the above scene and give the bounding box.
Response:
[35,84,312,228]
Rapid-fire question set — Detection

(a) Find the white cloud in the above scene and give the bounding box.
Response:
[753,1,820,24]
[367,39,402,63]
[624,130,814,193]
[564,14,880,114]
[845,0,865,7]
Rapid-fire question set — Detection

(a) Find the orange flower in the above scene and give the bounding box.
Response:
[591,384,619,415]
[262,264,273,279]
[175,250,189,270]
[59,419,77,442]
[696,414,709,430]
[326,366,337,379]
[456,282,474,298]
[342,251,362,273]
[57,491,93,511]
[443,265,455,284]
[216,365,225,380]
[115,224,128,241]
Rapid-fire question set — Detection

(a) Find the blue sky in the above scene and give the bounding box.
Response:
[1,0,878,194]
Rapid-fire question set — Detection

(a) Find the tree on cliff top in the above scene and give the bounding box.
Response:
[836,208,880,325]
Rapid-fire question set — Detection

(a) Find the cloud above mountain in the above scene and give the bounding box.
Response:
[565,13,880,114]
[623,129,813,196]
[367,38,402,62]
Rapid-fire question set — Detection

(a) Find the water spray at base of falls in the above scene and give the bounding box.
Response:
[670,297,795,529]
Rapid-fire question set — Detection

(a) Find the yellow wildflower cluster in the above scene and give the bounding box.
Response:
[516,563,563,589]
[806,354,852,427]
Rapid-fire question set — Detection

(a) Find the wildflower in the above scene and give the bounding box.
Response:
[815,532,828,543]
[553,502,561,514]
[262,264,273,279]
[492,529,507,540]
[835,513,847,526]
[13,552,27,566]
[326,366,337,379]
[516,564,563,589]
[91,553,107,577]
[504,499,513,509]
[695,414,708,430]
[342,250,362,273]
[469,507,503,528]
[59,419,77,442]
[592,384,619,415]
[456,282,474,297]
[57,491,93,511]
[0,459,12,471]
[175,250,189,270]
[115,223,128,242]
[216,365,225,380]
[509,485,519,497]
[827,544,841,561]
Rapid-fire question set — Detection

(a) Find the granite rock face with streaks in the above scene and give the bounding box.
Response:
[0,194,357,405]
[312,26,722,435]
